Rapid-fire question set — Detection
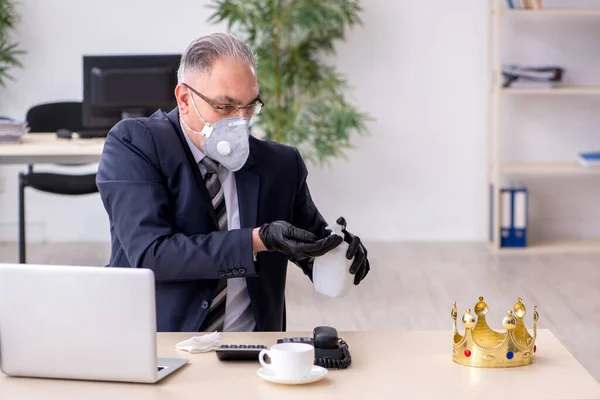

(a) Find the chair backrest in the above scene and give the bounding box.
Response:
[25,102,83,133]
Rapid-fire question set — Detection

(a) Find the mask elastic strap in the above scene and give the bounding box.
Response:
[181,88,213,137]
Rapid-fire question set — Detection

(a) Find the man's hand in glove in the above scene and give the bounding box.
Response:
[257,221,343,260]
[338,217,370,285]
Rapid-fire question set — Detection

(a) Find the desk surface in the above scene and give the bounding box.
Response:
[0,330,599,400]
[0,133,105,164]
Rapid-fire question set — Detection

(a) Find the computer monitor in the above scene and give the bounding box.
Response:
[82,54,181,132]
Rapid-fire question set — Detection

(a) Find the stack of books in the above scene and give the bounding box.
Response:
[502,64,564,88]
[0,117,29,144]
[578,152,600,168]
[506,0,543,9]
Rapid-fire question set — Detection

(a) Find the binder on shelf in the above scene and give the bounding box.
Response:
[489,184,494,243]
[512,188,528,247]
[500,186,528,247]
[500,188,513,247]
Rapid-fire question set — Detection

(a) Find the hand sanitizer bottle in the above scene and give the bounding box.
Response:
[312,217,354,298]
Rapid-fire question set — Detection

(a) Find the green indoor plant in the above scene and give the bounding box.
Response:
[0,0,24,87]
[208,0,370,165]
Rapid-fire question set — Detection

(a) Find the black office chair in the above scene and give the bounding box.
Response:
[19,102,99,263]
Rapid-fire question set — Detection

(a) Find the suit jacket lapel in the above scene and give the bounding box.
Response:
[235,147,259,229]
[166,108,218,228]
[235,170,259,229]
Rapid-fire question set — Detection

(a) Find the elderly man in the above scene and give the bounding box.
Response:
[96,32,370,333]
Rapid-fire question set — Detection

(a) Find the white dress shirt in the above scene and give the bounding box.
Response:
[181,125,256,332]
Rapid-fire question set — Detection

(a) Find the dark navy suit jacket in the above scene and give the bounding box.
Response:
[96,108,328,332]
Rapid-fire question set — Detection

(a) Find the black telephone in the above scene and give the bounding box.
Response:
[277,326,352,369]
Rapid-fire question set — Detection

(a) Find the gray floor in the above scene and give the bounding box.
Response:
[1,241,599,382]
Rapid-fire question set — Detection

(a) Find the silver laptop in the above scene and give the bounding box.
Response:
[0,263,188,383]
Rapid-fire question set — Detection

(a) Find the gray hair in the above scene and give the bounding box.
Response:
[177,32,257,84]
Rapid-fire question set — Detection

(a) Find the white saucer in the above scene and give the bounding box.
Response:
[257,365,328,385]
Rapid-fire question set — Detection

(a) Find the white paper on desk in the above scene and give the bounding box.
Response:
[176,331,221,353]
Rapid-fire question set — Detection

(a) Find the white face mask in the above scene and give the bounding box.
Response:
[180,90,251,172]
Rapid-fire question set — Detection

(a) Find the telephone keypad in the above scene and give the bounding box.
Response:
[215,344,268,361]
[277,337,313,344]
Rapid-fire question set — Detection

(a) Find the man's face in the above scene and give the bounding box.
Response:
[176,57,259,151]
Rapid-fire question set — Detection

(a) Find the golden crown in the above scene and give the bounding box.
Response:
[451,297,539,368]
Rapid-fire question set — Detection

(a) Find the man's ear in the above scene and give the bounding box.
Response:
[174,84,189,115]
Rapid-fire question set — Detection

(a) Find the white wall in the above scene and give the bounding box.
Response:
[0,0,597,244]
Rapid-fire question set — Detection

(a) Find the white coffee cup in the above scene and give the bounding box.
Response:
[258,343,315,379]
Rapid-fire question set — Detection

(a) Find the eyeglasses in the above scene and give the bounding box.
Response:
[182,83,264,117]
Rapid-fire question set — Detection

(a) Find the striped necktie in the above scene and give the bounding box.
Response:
[198,157,228,332]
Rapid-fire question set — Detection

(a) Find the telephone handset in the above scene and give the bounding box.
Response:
[277,326,352,369]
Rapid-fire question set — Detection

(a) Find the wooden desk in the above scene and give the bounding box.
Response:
[0,133,105,165]
[0,330,599,399]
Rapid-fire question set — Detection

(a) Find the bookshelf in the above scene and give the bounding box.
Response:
[502,9,600,16]
[498,239,600,254]
[501,86,600,95]
[501,162,600,175]
[487,0,600,254]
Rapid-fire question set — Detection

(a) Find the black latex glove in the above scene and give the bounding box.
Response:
[258,221,343,260]
[338,217,370,285]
